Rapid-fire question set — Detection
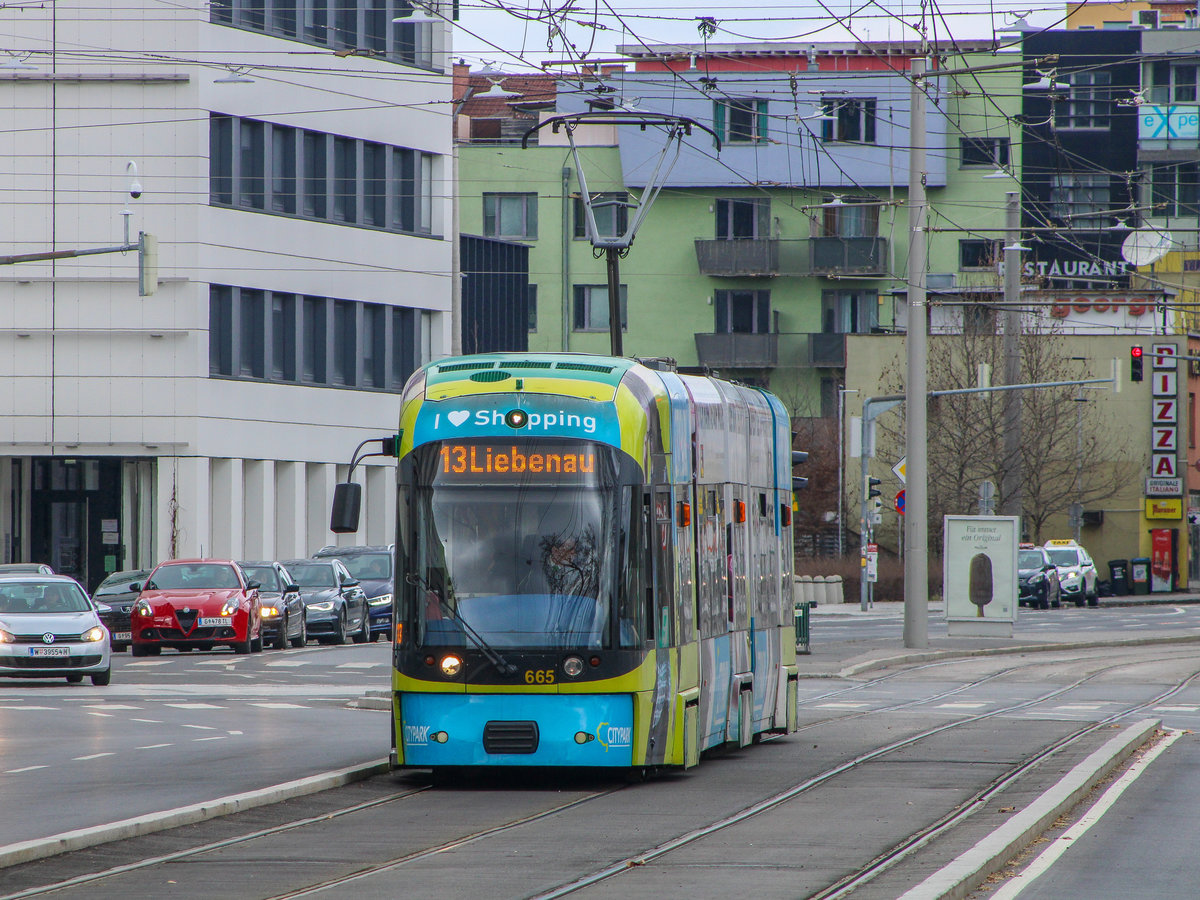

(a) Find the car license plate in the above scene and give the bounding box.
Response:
[199,617,232,627]
[114,631,132,641]
[29,647,70,657]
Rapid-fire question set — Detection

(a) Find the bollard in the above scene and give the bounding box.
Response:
[827,574,843,605]
[797,575,813,607]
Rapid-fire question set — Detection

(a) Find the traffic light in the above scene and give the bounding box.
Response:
[1131,345,1144,382]
[868,477,882,498]
[792,450,809,490]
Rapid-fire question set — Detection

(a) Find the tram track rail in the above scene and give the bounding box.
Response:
[6,648,1199,900]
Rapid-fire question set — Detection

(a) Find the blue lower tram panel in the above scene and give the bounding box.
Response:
[399,693,635,767]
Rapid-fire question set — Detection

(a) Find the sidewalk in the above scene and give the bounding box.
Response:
[798,591,1200,678]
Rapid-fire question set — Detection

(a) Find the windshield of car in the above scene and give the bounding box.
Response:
[338,554,392,581]
[149,564,241,590]
[289,564,337,588]
[94,572,149,596]
[0,582,92,613]
[1018,550,1045,570]
[1046,549,1081,567]
[240,566,281,591]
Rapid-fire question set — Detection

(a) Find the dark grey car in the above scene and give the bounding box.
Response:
[238,561,307,649]
[92,568,152,652]
[282,559,369,646]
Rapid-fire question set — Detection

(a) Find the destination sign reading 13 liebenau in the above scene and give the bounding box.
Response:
[435,442,600,483]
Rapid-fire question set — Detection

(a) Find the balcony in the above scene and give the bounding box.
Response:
[694,238,779,276]
[694,332,779,369]
[807,333,847,367]
[810,237,887,275]
[695,237,887,277]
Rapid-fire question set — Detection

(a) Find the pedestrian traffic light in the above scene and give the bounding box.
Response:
[1131,345,1143,382]
[792,450,809,490]
[868,477,882,498]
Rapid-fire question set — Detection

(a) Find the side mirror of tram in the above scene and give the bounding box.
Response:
[330,482,362,534]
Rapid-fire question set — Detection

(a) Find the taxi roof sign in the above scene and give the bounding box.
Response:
[1045,539,1079,547]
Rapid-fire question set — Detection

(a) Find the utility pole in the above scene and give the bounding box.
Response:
[1000,191,1023,522]
[904,55,929,649]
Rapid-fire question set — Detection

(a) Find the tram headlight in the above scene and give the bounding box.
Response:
[504,409,528,429]
[574,732,595,744]
[440,654,462,677]
[562,656,584,678]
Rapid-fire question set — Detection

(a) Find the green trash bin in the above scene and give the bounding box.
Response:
[1131,558,1151,595]
[794,600,813,654]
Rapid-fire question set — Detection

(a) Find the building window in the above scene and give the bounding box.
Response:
[715,98,768,144]
[209,285,234,375]
[960,239,1002,270]
[821,98,877,143]
[272,293,297,380]
[715,198,770,238]
[214,0,438,70]
[821,289,878,334]
[483,192,538,239]
[1049,174,1111,222]
[573,284,628,332]
[271,126,297,214]
[1055,71,1111,130]
[1150,60,1199,105]
[210,115,436,235]
[1148,163,1200,218]
[211,285,427,390]
[528,284,538,332]
[714,290,771,333]
[959,137,1010,168]
[573,192,629,239]
[821,200,879,237]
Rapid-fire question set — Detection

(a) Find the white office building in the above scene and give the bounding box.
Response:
[0,0,453,589]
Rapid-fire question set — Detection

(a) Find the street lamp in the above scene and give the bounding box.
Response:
[837,387,858,557]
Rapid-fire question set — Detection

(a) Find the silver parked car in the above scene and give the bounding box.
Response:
[0,576,112,685]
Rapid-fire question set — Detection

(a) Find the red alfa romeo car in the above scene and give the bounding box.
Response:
[131,559,263,655]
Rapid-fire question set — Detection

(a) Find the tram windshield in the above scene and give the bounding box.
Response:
[407,440,630,650]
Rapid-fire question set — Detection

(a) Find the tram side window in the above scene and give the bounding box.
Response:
[642,492,655,643]
[654,489,675,646]
[618,486,645,648]
[698,489,726,639]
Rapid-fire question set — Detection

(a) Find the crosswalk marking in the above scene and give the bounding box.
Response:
[1154,705,1200,712]
[1053,704,1104,711]
[0,706,57,711]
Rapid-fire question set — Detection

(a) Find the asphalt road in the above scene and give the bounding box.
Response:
[0,641,391,848]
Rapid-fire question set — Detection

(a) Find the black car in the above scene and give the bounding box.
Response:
[312,545,394,641]
[238,561,307,650]
[1018,547,1061,610]
[282,558,369,645]
[92,568,151,652]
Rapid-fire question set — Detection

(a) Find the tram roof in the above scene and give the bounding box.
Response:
[425,353,636,394]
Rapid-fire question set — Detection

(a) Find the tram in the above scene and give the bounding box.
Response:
[332,353,799,773]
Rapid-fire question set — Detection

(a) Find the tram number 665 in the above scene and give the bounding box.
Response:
[525,669,556,684]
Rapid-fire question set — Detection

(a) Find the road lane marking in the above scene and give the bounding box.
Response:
[1154,705,1199,712]
[73,753,116,761]
[937,702,988,709]
[181,724,217,730]
[265,660,313,667]
[130,718,163,724]
[192,736,226,742]
[87,712,113,718]
[136,744,173,750]
[1052,704,1104,711]
[195,660,246,666]
[6,766,48,773]
[82,705,142,710]
[163,703,223,709]
[990,730,1185,899]
[0,706,57,711]
[126,661,172,666]
[335,662,384,669]
[249,702,308,709]
[816,702,869,709]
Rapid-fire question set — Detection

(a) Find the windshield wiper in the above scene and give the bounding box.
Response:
[404,572,517,676]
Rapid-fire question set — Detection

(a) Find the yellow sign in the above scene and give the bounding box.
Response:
[1146,498,1183,519]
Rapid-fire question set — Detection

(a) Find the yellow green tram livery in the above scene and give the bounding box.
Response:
[389,353,798,772]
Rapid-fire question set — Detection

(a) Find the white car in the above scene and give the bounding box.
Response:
[0,575,112,685]
[1043,540,1099,608]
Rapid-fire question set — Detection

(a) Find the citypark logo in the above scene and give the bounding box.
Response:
[433,408,598,434]
[596,721,633,751]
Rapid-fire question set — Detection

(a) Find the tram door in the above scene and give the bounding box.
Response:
[653,489,674,646]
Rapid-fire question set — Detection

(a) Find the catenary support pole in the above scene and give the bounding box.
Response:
[1000,191,1023,522]
[904,56,929,649]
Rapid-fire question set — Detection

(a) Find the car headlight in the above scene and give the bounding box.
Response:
[261,605,280,617]
[308,601,335,612]
[368,593,393,607]
[220,599,239,617]
[0,628,14,644]
[133,600,152,618]
[81,626,106,643]
[1030,573,1044,584]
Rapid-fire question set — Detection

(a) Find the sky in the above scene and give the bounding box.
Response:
[449,0,1070,71]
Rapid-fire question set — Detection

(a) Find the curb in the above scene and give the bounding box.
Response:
[832,633,1200,679]
[0,759,389,870]
[896,718,1160,900]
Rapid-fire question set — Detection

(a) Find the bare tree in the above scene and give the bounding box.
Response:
[876,319,1132,543]
[772,379,841,556]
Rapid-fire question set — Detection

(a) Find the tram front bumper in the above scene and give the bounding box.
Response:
[397,693,635,767]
